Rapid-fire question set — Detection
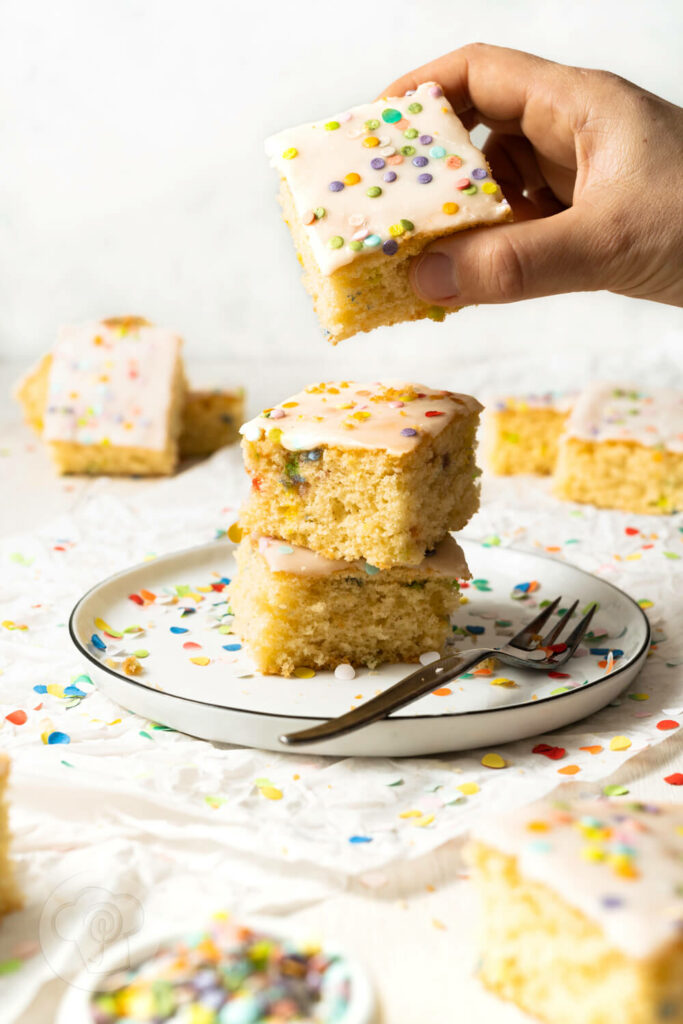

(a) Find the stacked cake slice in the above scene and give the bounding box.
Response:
[231,380,482,675]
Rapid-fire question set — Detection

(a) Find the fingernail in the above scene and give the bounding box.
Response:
[412,251,459,302]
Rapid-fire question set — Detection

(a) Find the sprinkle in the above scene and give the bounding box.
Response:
[656,719,679,730]
[609,735,632,751]
[404,128,418,139]
[382,240,398,255]
[190,657,211,666]
[366,186,382,198]
[349,835,373,843]
[343,172,361,185]
[400,145,416,156]
[381,170,397,184]
[580,745,603,754]
[349,240,363,251]
[47,731,70,745]
[532,743,566,760]
[227,521,243,543]
[381,107,402,123]
[456,178,471,190]
[418,134,433,145]
[259,785,283,801]
[557,765,581,775]
[417,173,433,184]
[481,752,506,769]
[430,146,446,159]
[365,118,380,130]
[170,626,189,634]
[223,643,242,652]
[282,147,298,159]
[91,634,106,651]
[471,167,487,179]
[463,185,478,195]
[363,563,380,575]
[335,663,356,680]
[407,102,423,113]
[603,784,630,796]
[446,155,463,169]
[491,677,516,688]
[412,156,429,168]
[363,136,380,148]
[389,223,405,237]
[429,85,443,97]
[128,593,143,605]
[294,666,315,678]
[482,181,499,194]
[400,218,414,231]
[313,206,326,219]
[664,773,683,785]
[426,306,445,321]
[325,120,340,131]
[400,427,418,437]
[442,202,459,215]
[329,180,344,192]
[6,710,27,725]
[370,157,385,170]
[432,687,452,697]
[457,782,479,795]
[329,236,344,248]
[364,234,381,247]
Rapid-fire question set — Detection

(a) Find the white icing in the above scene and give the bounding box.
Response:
[256,534,470,580]
[565,383,683,452]
[472,794,683,959]
[265,81,510,275]
[44,318,182,451]
[239,380,482,455]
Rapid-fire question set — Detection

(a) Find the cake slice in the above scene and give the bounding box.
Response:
[231,533,470,676]
[266,81,511,342]
[239,380,482,569]
[554,383,683,513]
[179,387,246,457]
[465,794,683,1024]
[0,754,22,918]
[14,317,188,475]
[485,392,573,475]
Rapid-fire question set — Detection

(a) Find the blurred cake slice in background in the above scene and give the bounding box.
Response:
[466,791,683,1024]
[0,754,22,919]
[179,386,245,457]
[554,382,683,513]
[485,392,574,475]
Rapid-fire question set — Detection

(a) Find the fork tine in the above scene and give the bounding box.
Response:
[562,603,598,658]
[509,596,562,650]
[541,599,578,647]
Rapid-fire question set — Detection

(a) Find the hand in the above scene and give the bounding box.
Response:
[383,44,683,309]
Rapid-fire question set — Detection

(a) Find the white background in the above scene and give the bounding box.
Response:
[1,0,682,398]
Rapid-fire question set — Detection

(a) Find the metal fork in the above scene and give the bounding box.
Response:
[279,596,596,747]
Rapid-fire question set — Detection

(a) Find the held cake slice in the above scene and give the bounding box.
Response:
[231,534,470,676]
[554,383,683,514]
[15,317,187,476]
[266,81,511,342]
[465,794,683,1024]
[239,380,482,569]
[485,392,573,475]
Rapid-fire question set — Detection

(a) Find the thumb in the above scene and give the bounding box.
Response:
[410,209,601,307]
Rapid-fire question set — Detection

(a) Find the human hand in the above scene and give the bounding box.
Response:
[383,44,683,309]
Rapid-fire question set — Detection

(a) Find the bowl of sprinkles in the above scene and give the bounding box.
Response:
[57,914,375,1024]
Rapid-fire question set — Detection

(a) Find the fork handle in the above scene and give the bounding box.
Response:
[279,647,495,747]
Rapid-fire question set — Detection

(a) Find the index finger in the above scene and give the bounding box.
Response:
[382,42,561,133]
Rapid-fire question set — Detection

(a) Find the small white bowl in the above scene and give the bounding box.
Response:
[55,922,377,1024]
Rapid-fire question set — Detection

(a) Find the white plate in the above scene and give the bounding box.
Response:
[55,920,376,1024]
[69,538,650,757]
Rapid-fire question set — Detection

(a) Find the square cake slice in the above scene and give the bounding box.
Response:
[15,317,188,475]
[485,392,573,475]
[465,793,683,1024]
[266,81,511,342]
[179,387,246,457]
[0,754,22,918]
[239,380,482,569]
[554,383,683,514]
[231,533,470,676]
